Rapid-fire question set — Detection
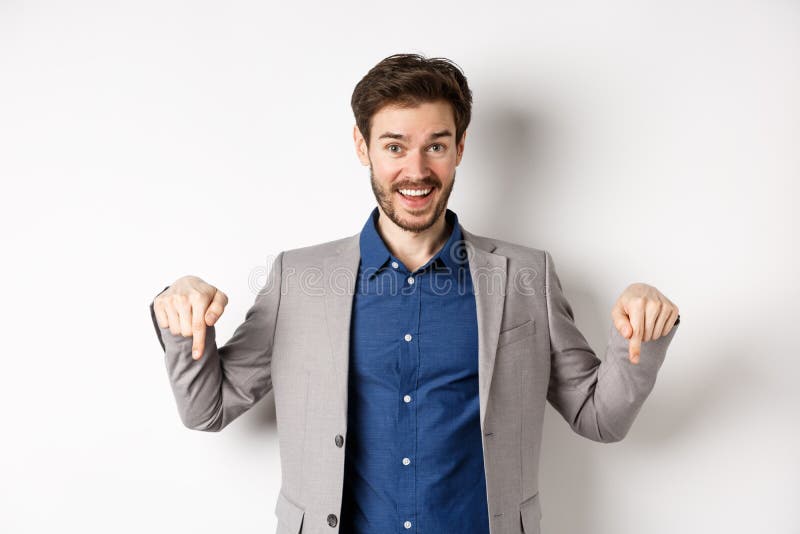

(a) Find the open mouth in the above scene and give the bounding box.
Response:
[396,186,435,209]
[397,187,433,199]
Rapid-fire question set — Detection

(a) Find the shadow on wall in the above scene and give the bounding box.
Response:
[247,390,277,433]
[463,89,565,246]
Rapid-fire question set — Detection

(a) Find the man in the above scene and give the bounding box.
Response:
[150,53,681,534]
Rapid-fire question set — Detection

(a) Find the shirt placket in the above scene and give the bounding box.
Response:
[396,259,422,532]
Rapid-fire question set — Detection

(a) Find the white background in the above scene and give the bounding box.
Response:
[1,1,798,532]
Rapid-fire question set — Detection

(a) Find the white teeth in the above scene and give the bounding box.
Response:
[399,188,432,197]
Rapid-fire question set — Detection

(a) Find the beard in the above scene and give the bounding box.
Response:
[369,164,456,234]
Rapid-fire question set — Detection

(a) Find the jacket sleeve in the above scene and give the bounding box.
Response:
[149,251,284,432]
[543,249,680,443]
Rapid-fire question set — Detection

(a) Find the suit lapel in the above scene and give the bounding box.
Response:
[322,233,361,416]
[461,227,507,432]
[322,225,507,433]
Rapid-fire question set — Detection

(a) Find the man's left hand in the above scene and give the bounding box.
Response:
[611,283,680,365]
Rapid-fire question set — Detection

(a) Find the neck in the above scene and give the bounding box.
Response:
[375,208,452,273]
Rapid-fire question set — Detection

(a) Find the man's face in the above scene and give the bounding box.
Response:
[354,100,466,233]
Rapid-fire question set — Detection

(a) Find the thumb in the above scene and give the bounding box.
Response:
[611,302,632,339]
[205,289,228,327]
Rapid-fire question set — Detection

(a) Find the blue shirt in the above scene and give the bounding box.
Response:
[340,207,490,534]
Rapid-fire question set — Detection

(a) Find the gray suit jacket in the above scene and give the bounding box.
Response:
[149,226,680,534]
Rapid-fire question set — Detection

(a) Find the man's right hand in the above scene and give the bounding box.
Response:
[152,276,229,360]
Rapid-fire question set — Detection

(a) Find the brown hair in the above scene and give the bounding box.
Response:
[351,53,473,149]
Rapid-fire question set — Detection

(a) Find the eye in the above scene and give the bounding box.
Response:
[386,144,402,153]
[429,143,446,152]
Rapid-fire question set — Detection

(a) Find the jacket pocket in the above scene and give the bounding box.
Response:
[274,489,305,534]
[498,319,535,349]
[519,491,542,534]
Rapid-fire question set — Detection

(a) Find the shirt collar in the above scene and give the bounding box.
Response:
[358,206,466,279]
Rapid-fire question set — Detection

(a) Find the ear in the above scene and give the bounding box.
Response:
[455,130,467,166]
[353,124,370,166]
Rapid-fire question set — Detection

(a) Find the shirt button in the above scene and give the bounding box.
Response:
[403,394,412,403]
[407,276,415,284]
[334,434,344,447]
[327,514,338,527]
[391,261,399,269]
[404,520,412,529]
[402,457,411,465]
[404,333,412,342]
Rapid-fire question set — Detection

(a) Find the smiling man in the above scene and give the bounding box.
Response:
[150,53,681,534]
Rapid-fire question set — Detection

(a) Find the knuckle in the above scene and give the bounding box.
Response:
[188,292,207,305]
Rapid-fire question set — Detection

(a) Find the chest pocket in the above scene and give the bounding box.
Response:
[497,319,535,349]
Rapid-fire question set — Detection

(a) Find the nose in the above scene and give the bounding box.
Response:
[404,148,430,180]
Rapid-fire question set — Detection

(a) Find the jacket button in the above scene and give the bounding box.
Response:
[327,513,338,527]
[335,434,344,447]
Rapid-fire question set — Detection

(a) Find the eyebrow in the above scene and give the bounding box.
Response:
[377,129,454,142]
